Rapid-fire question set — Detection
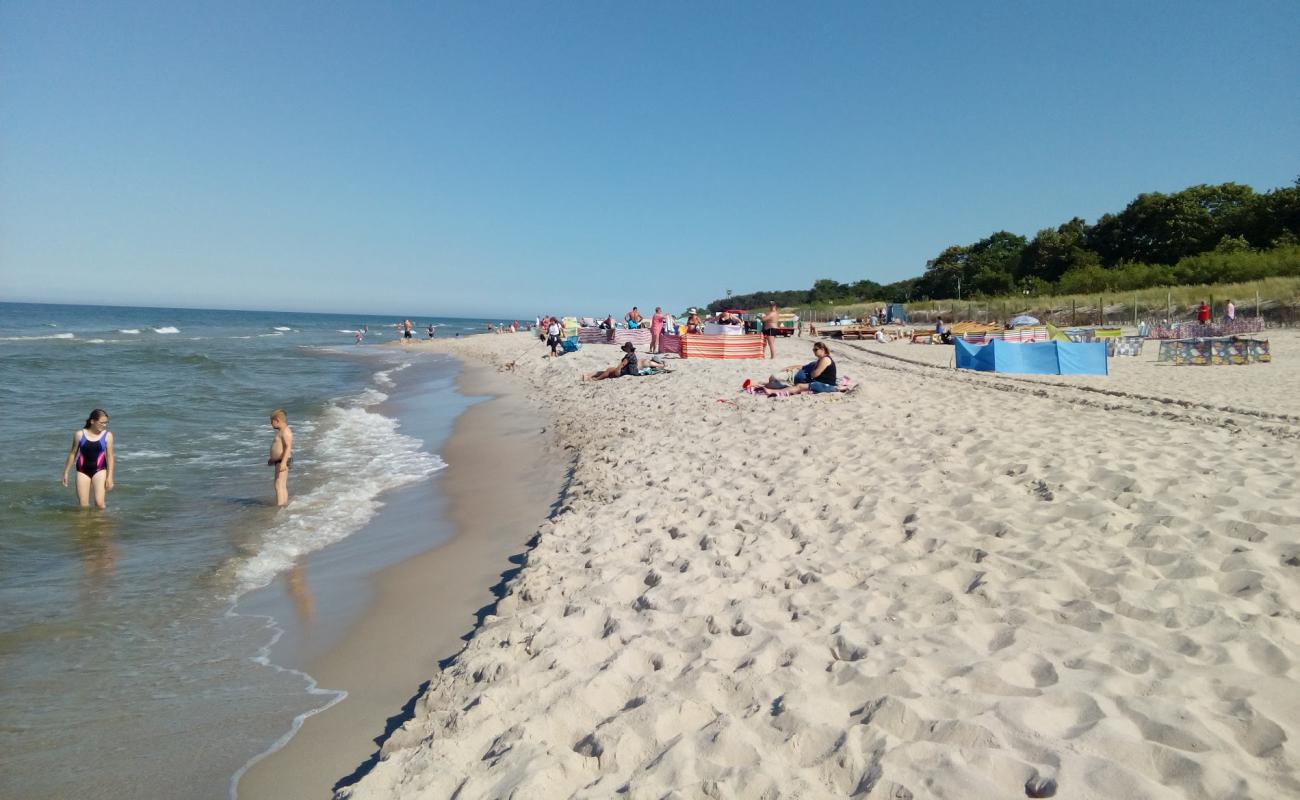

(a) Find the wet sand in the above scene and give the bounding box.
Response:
[236,360,564,799]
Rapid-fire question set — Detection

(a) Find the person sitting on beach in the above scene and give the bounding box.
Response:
[936,317,952,344]
[686,309,702,334]
[626,307,644,328]
[874,328,891,343]
[762,342,849,396]
[599,314,614,331]
[584,342,664,381]
[718,310,741,325]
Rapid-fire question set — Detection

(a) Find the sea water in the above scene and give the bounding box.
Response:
[0,302,509,799]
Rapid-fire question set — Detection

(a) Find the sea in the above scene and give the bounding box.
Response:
[0,302,517,799]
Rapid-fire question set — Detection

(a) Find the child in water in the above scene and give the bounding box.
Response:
[267,409,293,506]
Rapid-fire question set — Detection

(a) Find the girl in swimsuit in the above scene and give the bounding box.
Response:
[61,409,115,508]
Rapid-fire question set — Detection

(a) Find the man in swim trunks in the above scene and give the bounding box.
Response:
[268,409,294,506]
[762,302,781,359]
[61,408,115,508]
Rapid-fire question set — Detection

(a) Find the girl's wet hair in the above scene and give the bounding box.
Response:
[84,409,108,428]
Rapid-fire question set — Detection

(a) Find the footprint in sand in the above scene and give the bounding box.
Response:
[995,692,1104,740]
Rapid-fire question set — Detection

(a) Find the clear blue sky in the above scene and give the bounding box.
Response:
[3,1,1297,317]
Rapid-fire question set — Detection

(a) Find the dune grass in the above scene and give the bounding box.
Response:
[788,277,1300,325]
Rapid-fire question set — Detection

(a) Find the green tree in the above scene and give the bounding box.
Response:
[1088,183,1257,265]
[1018,218,1098,283]
[808,278,848,304]
[917,245,968,299]
[964,231,1027,296]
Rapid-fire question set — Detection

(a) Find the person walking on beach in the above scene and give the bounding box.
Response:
[61,409,115,508]
[649,307,665,353]
[403,319,414,340]
[762,302,781,359]
[267,409,293,507]
[1226,299,1236,323]
[546,317,563,357]
[1197,301,1210,325]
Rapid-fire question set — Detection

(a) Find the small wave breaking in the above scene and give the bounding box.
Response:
[225,402,445,597]
[0,332,75,341]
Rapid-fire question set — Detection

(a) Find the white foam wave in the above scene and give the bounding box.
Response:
[373,362,414,388]
[228,404,445,596]
[273,326,292,331]
[154,326,180,334]
[351,388,389,407]
[125,450,172,460]
[119,329,141,334]
[258,332,283,337]
[0,332,75,341]
[337,329,359,334]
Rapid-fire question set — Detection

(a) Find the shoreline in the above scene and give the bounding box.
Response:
[237,352,565,799]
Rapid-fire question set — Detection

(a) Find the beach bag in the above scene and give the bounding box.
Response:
[562,338,580,353]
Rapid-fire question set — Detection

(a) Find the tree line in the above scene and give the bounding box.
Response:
[706,179,1300,311]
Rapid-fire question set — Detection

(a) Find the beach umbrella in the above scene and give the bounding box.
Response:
[1008,314,1040,327]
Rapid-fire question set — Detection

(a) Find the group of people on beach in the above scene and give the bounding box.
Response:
[61,408,295,509]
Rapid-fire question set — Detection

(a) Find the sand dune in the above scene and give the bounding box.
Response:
[343,331,1300,799]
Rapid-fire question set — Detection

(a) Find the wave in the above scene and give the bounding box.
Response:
[258,332,284,337]
[154,327,180,334]
[119,329,141,334]
[273,327,292,332]
[225,403,445,596]
[372,363,410,388]
[123,450,172,460]
[337,330,360,334]
[0,332,75,341]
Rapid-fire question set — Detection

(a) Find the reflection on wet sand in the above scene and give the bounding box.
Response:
[72,513,117,588]
[286,563,316,625]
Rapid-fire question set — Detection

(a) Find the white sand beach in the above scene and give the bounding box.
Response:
[343,331,1300,799]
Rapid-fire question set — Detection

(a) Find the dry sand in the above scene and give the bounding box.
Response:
[341,331,1300,799]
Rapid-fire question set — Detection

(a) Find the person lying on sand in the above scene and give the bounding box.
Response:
[584,342,666,381]
[761,342,850,396]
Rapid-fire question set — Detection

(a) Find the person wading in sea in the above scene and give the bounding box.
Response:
[61,409,115,508]
[267,409,294,507]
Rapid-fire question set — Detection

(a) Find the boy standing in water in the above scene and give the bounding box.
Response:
[267,409,293,506]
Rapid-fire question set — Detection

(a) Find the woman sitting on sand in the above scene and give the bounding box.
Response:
[762,342,847,396]
[584,342,664,381]
[686,309,702,334]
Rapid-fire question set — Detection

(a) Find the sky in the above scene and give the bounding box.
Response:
[2,1,1297,318]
